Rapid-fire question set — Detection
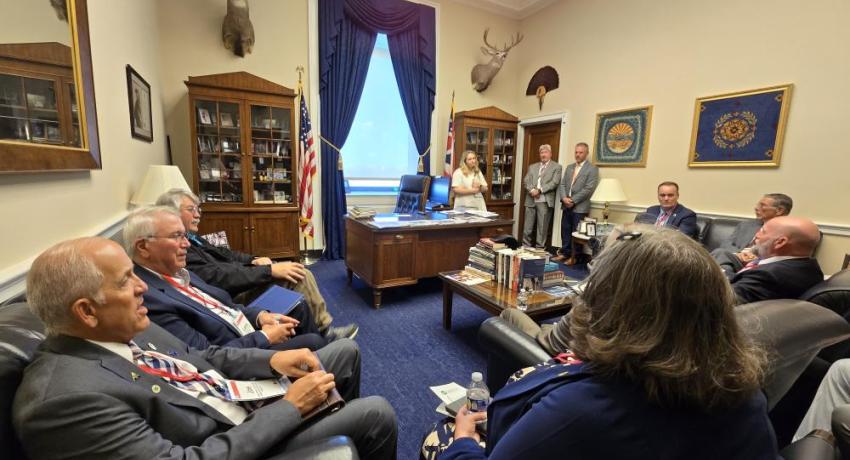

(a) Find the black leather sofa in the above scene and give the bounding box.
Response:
[0,302,359,460]
[478,299,850,458]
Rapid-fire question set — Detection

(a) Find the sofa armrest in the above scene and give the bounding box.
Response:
[478,317,551,392]
[264,436,359,460]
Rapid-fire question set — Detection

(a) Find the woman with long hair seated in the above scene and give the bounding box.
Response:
[438,226,778,459]
[452,150,488,211]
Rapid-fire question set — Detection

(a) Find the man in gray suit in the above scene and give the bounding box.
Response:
[14,237,397,459]
[712,193,793,277]
[553,142,599,264]
[522,144,563,248]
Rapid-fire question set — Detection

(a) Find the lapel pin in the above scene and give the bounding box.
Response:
[152,384,161,394]
[131,372,140,381]
[148,343,157,351]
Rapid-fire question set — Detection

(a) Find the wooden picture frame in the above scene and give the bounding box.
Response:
[592,105,652,167]
[688,84,792,168]
[126,64,153,142]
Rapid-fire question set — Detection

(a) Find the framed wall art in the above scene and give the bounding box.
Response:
[126,64,153,142]
[592,105,652,167]
[688,84,792,168]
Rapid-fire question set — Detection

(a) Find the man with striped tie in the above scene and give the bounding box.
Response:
[13,237,397,459]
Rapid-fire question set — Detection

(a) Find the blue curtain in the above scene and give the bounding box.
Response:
[319,0,436,259]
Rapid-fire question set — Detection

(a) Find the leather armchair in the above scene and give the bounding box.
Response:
[801,269,850,362]
[0,302,358,460]
[700,216,746,251]
[393,174,431,213]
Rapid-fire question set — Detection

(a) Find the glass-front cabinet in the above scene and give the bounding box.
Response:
[186,73,299,259]
[453,106,519,220]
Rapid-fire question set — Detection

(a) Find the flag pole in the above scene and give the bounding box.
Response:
[296,66,318,266]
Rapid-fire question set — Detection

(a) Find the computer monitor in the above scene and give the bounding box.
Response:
[426,176,451,210]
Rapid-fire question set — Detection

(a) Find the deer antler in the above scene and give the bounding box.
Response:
[502,32,524,52]
[482,28,498,52]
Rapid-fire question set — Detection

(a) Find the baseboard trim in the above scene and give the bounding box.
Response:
[593,203,850,237]
[0,213,128,306]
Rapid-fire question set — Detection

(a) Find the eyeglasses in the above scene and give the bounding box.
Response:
[182,205,202,214]
[146,231,188,242]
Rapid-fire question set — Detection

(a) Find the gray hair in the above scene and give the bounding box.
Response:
[765,193,793,215]
[27,238,106,336]
[155,188,199,210]
[123,206,181,258]
[538,144,552,153]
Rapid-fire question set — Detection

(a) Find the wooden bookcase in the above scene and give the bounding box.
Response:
[185,72,299,259]
[453,106,519,220]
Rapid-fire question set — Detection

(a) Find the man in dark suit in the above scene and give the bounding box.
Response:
[643,181,698,239]
[126,206,327,351]
[730,215,823,304]
[156,189,356,340]
[14,237,397,459]
[553,142,599,264]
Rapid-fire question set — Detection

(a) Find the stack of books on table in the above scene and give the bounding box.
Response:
[542,262,565,287]
[463,238,504,280]
[494,247,547,292]
[348,206,377,219]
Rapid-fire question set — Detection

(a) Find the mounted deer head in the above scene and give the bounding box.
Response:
[470,28,523,92]
[222,0,255,57]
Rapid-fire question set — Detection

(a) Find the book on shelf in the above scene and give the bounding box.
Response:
[464,265,494,280]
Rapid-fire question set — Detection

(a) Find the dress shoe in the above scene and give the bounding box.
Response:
[323,323,359,342]
[551,255,567,262]
[565,257,577,266]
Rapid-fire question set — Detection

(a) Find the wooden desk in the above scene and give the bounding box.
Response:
[345,213,513,307]
[440,271,573,330]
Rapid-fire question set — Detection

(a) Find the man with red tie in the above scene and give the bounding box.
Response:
[729,216,823,304]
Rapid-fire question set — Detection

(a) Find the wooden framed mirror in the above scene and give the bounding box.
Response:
[0,0,100,172]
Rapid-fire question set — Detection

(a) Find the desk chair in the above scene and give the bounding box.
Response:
[393,175,430,213]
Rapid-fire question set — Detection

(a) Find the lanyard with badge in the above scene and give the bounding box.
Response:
[162,275,255,336]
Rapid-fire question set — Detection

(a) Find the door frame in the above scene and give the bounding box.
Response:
[514,111,570,247]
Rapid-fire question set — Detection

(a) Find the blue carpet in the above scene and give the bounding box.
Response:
[309,260,588,459]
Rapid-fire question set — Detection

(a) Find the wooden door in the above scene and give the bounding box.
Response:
[518,122,561,248]
[198,212,250,253]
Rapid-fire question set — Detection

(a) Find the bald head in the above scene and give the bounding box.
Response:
[753,216,820,258]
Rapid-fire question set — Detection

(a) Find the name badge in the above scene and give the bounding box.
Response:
[234,312,255,336]
[227,379,287,401]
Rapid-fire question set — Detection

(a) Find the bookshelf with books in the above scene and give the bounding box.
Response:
[186,72,299,258]
[453,106,518,221]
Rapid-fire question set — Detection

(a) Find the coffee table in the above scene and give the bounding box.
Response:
[439,270,574,330]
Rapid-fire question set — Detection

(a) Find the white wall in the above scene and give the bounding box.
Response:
[0,0,168,299]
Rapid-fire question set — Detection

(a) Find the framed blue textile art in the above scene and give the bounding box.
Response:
[689,84,792,168]
[592,106,652,167]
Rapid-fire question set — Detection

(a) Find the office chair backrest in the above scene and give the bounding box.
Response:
[736,299,850,409]
[394,174,431,213]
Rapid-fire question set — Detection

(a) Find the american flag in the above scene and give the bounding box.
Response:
[298,90,316,238]
[443,91,455,177]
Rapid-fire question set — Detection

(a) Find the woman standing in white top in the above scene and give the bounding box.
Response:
[452,151,488,211]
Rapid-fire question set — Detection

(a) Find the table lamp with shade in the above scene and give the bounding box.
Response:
[590,178,626,225]
[130,165,192,206]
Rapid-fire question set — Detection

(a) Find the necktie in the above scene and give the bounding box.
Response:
[656,211,671,227]
[187,233,205,246]
[129,341,231,401]
[737,259,760,273]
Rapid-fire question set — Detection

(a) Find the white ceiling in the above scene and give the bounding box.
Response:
[450,0,560,20]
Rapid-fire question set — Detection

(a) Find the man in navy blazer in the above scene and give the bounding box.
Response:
[126,206,327,352]
[643,181,699,239]
[730,215,824,304]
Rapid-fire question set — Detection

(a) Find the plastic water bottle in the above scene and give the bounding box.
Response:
[467,372,490,418]
[516,287,529,312]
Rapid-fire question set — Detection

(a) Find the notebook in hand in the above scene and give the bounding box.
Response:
[280,352,345,421]
[247,285,304,315]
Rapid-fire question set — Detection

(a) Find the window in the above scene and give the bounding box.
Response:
[343,34,418,196]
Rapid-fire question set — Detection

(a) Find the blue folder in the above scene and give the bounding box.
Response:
[247,285,304,315]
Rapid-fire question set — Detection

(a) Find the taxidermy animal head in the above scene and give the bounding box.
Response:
[222,0,255,57]
[470,28,523,92]
[50,0,68,22]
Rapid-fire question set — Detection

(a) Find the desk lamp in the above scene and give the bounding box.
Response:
[131,165,192,206]
[590,178,626,225]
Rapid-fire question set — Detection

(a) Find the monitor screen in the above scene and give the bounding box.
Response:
[427,176,451,208]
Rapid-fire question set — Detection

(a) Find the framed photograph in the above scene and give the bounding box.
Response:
[688,84,792,168]
[126,65,153,142]
[586,222,597,237]
[199,169,211,180]
[220,112,235,128]
[198,108,213,125]
[593,105,653,167]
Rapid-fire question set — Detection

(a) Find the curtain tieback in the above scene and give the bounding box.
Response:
[320,136,432,174]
